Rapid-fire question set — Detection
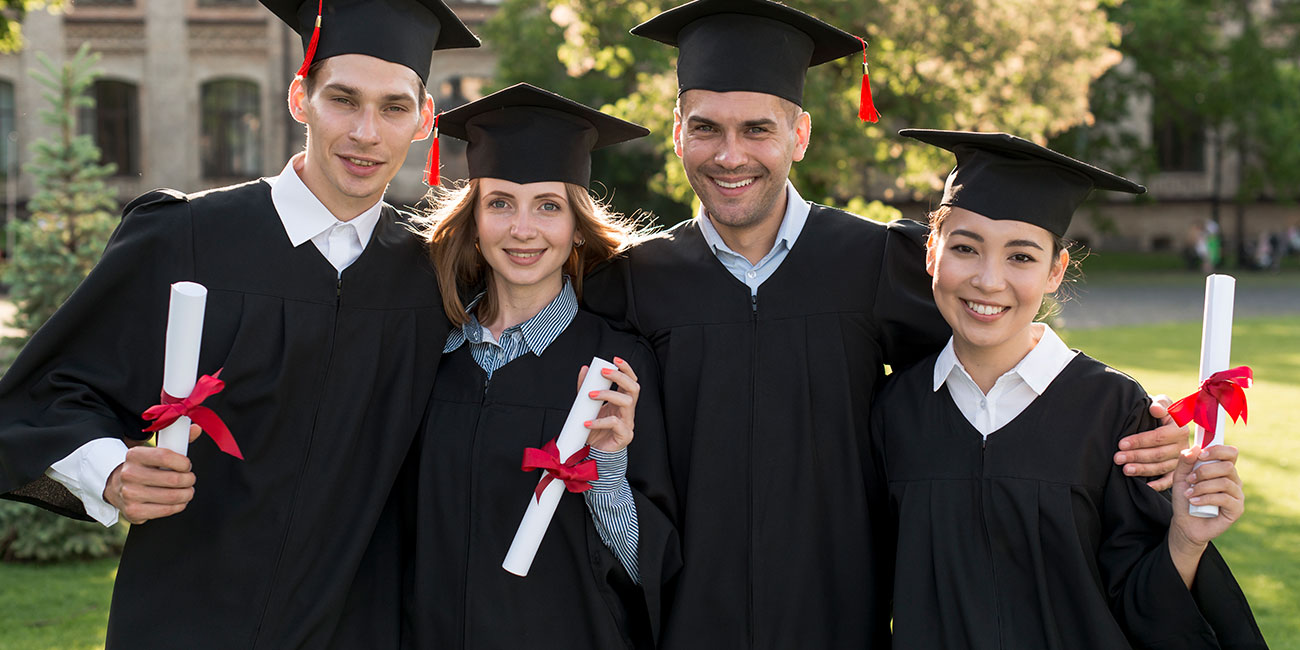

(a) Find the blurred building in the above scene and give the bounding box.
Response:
[0,0,501,220]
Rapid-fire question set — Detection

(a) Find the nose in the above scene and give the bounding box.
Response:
[508,210,538,240]
[713,131,749,169]
[349,106,382,146]
[970,256,1006,293]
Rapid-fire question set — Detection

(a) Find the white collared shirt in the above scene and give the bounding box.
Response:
[45,155,386,526]
[266,154,384,274]
[697,180,810,295]
[932,323,1079,438]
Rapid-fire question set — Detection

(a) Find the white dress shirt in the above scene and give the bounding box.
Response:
[932,323,1079,439]
[45,154,384,526]
[697,180,810,296]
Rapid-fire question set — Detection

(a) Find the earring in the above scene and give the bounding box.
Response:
[575,237,586,248]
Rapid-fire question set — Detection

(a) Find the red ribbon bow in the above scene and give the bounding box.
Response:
[1167,365,1253,446]
[520,439,598,502]
[142,369,243,460]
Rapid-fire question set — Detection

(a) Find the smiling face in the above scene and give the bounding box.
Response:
[673,89,810,234]
[289,54,434,219]
[927,206,1069,368]
[475,177,579,302]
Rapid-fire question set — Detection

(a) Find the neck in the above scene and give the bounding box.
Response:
[481,275,564,340]
[294,153,374,222]
[952,322,1045,394]
[707,186,788,265]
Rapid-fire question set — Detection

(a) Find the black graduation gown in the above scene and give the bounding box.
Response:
[870,352,1268,649]
[582,205,950,650]
[0,181,449,649]
[405,310,681,649]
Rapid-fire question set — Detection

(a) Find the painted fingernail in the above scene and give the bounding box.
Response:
[589,391,600,399]
[583,420,593,427]
[614,356,625,365]
[601,368,612,376]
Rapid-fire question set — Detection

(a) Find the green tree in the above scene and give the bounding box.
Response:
[0,1,66,54]
[484,0,1123,225]
[4,43,119,341]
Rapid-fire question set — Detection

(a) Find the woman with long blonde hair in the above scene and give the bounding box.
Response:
[405,83,678,650]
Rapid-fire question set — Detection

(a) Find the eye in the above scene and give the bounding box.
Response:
[693,124,715,134]
[385,104,409,113]
[747,126,769,134]
[1010,252,1037,263]
[487,199,508,210]
[539,201,562,212]
[950,244,976,254]
[331,96,354,106]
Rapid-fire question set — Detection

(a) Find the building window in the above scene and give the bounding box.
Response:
[0,80,15,181]
[201,79,262,179]
[79,79,141,176]
[1152,103,1206,173]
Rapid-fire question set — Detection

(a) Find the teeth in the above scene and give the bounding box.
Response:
[510,251,542,258]
[715,178,754,189]
[347,158,377,167]
[965,300,1005,316]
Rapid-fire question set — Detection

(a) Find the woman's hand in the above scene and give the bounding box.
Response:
[578,356,639,453]
[1167,444,1244,587]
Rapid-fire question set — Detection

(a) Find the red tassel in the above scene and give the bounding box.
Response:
[855,36,880,123]
[425,114,440,186]
[295,0,323,79]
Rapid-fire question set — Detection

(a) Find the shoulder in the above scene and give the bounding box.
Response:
[877,351,941,405]
[184,178,270,208]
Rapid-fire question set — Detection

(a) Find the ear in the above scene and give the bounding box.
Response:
[672,105,685,159]
[924,229,939,278]
[414,93,436,141]
[288,77,309,125]
[1044,247,1069,293]
[791,111,812,163]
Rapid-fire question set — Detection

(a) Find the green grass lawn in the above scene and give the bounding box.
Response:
[1064,316,1300,649]
[1,316,1297,648]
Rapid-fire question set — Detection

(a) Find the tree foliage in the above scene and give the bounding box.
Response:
[0,1,66,54]
[4,43,118,341]
[484,0,1122,224]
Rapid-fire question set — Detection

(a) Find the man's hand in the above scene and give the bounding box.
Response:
[103,425,202,524]
[1114,396,1189,491]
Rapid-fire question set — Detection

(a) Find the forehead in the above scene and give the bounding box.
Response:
[678,89,794,123]
[313,54,422,100]
[479,177,568,198]
[941,206,1055,245]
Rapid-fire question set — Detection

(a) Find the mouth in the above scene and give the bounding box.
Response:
[964,299,1010,317]
[505,248,546,263]
[339,155,383,174]
[712,177,755,189]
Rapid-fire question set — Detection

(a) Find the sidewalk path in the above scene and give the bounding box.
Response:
[1058,275,1300,330]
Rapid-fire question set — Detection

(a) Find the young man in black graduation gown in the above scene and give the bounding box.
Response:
[582,1,1193,648]
[0,1,478,647]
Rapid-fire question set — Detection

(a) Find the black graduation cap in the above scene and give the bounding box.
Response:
[431,83,650,187]
[261,0,480,84]
[632,0,878,120]
[900,129,1147,238]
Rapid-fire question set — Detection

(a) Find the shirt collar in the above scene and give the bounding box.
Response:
[267,154,384,248]
[444,277,579,356]
[697,180,810,260]
[932,323,1077,395]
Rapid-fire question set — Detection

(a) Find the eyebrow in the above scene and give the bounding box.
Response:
[949,229,1046,251]
[321,83,416,105]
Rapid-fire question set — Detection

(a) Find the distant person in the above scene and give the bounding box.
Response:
[872,129,1266,648]
[1184,221,1207,271]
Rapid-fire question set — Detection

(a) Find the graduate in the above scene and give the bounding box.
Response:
[0,1,479,647]
[583,1,1187,647]
[870,129,1267,649]
[405,83,680,649]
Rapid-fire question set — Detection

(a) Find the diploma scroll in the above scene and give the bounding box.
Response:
[156,282,208,456]
[1190,274,1234,519]
[503,356,617,577]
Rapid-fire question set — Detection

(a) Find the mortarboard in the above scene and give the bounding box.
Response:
[631,0,878,121]
[431,83,650,188]
[260,0,480,84]
[900,129,1146,238]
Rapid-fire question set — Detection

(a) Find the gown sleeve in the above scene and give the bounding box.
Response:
[0,190,194,519]
[1101,399,1268,649]
[872,219,949,371]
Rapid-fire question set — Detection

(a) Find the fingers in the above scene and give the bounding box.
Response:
[189,423,204,443]
[584,414,634,453]
[1115,442,1183,468]
[106,447,198,524]
[576,365,588,393]
[1117,419,1187,453]
[1149,395,1172,419]
[127,446,193,474]
[1145,474,1174,492]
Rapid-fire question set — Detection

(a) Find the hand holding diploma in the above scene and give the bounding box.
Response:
[504,356,641,577]
[1167,444,1245,588]
[103,425,203,524]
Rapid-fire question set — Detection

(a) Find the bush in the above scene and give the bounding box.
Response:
[0,500,126,562]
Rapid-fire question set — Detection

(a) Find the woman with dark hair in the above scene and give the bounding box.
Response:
[405,83,679,650]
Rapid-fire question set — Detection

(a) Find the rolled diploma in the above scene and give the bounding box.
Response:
[503,356,617,577]
[156,282,208,456]
[1190,274,1234,518]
